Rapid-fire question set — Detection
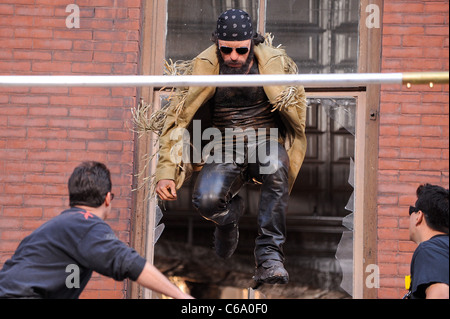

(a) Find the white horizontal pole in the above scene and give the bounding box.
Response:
[0,72,447,88]
[0,73,404,88]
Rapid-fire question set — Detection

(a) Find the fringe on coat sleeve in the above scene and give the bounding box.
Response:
[130,59,194,199]
[263,33,307,114]
[132,58,194,137]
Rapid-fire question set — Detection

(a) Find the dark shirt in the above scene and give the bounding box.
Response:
[410,234,449,299]
[0,207,146,299]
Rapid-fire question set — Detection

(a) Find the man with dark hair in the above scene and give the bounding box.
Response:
[153,9,307,285]
[0,161,192,299]
[406,183,449,299]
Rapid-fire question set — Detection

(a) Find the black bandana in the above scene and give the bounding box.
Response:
[216,9,254,41]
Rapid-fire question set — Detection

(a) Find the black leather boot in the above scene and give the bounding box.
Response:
[250,141,290,284]
[214,222,239,259]
[253,260,289,284]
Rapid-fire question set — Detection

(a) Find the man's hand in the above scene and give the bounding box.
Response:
[156,179,177,201]
[137,262,194,299]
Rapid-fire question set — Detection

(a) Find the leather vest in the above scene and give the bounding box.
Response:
[212,60,282,137]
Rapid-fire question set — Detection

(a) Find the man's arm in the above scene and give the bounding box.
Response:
[426,283,449,299]
[136,262,193,299]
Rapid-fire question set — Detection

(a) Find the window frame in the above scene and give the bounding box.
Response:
[133,0,381,299]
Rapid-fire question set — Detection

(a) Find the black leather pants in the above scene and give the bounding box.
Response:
[192,141,290,265]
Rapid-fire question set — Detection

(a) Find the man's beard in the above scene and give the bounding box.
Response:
[217,43,255,75]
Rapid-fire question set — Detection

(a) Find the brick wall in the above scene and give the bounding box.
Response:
[0,0,142,298]
[378,0,449,298]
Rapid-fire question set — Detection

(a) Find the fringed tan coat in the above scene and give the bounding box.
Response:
[153,42,307,194]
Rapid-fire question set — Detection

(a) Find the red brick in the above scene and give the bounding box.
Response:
[32,61,73,73]
[419,159,449,170]
[384,26,425,35]
[13,51,52,61]
[378,137,405,148]
[0,4,14,14]
[94,52,127,63]
[69,107,109,118]
[46,140,86,150]
[72,62,112,74]
[384,2,424,13]
[33,17,66,28]
[10,95,49,105]
[68,129,107,140]
[426,26,450,36]
[399,125,442,137]
[379,148,400,158]
[378,240,399,254]
[53,30,93,40]
[27,150,68,161]
[0,16,34,27]
[398,170,442,183]
[88,141,123,152]
[0,61,32,72]
[69,87,111,96]
[14,28,53,39]
[424,2,450,13]
[47,118,89,128]
[15,6,54,16]
[378,217,399,228]
[27,128,68,139]
[33,39,73,50]
[53,51,93,62]
[94,7,128,19]
[403,35,445,47]
[399,241,417,252]
[6,138,46,149]
[50,96,90,106]
[400,147,442,159]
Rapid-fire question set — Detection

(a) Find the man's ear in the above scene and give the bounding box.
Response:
[415,210,425,226]
[105,192,112,207]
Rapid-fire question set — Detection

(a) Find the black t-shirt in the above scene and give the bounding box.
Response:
[410,234,449,299]
[0,207,146,299]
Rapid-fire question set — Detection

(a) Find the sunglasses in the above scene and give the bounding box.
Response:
[409,206,419,215]
[219,46,249,55]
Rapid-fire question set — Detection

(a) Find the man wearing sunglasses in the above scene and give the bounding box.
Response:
[406,183,449,299]
[154,9,307,285]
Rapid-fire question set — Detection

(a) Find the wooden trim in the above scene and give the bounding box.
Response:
[258,0,267,34]
[353,91,368,299]
[129,0,167,299]
[356,0,383,299]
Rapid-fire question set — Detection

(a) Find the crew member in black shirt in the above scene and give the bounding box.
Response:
[0,161,193,299]
[407,183,449,299]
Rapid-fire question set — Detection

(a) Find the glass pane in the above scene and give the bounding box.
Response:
[166,0,260,61]
[266,0,360,73]
[288,97,356,217]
